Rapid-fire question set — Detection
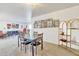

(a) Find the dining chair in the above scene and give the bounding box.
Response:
[31,33,43,56]
[18,32,31,53]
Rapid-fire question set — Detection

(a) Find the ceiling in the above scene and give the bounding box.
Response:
[32,3,79,17]
[0,3,26,23]
[0,3,79,22]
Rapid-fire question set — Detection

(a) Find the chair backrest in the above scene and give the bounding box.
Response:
[37,33,43,42]
[33,33,43,43]
[33,32,38,38]
[0,31,3,36]
[38,33,43,37]
[18,32,25,41]
[31,33,43,50]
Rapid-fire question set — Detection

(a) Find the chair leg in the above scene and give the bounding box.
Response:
[58,40,60,46]
[36,46,37,56]
[18,38,19,47]
[25,45,26,53]
[32,45,34,56]
[41,39,43,50]
[20,44,22,51]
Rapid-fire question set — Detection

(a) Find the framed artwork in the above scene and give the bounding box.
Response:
[47,19,50,27]
[50,19,53,27]
[34,21,38,28]
[44,20,47,28]
[52,20,54,27]
[54,20,59,27]
[7,24,11,29]
[39,21,42,28]
[12,24,16,28]
[47,19,53,27]
[16,24,19,28]
[33,19,59,28]
[38,21,42,28]
[41,20,45,28]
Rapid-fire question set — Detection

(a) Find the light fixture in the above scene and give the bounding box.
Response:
[32,3,41,8]
[32,3,40,6]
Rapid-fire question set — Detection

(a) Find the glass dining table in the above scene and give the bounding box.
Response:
[18,35,43,56]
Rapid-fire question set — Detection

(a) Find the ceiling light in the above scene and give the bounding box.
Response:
[32,3,41,8]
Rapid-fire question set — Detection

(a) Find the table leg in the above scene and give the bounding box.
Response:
[18,37,19,47]
[25,45,26,53]
[41,39,43,50]
[32,44,34,56]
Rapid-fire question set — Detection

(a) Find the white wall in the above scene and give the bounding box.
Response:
[34,28,58,44]
[32,5,79,49]
[0,4,32,34]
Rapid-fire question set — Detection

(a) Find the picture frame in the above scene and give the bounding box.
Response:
[47,19,53,27]
[38,21,41,28]
[33,19,59,28]
[41,20,45,28]
[7,24,11,29]
[12,24,16,28]
[16,24,19,28]
[34,21,38,28]
[54,20,59,27]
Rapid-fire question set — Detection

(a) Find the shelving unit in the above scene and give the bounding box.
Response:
[67,19,79,48]
[68,27,79,47]
[58,19,79,48]
[67,20,72,48]
[58,21,71,48]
